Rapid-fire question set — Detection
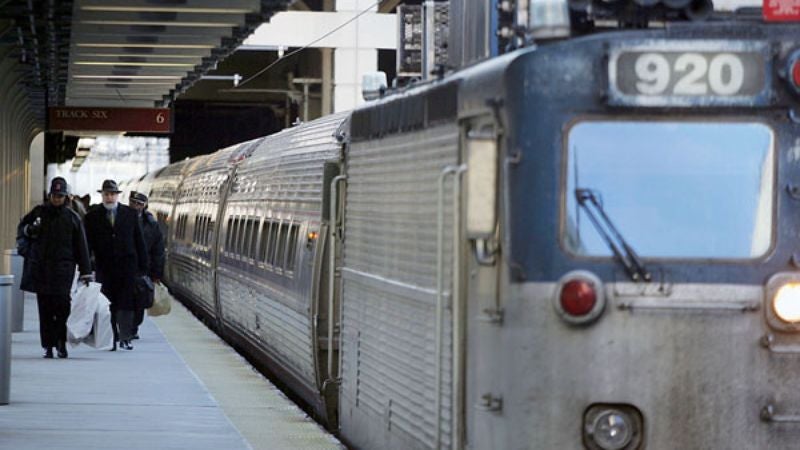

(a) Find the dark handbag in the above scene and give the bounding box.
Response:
[135,275,155,309]
[16,235,31,258]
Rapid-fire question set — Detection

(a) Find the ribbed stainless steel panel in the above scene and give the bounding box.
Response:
[340,125,459,450]
[217,113,348,408]
[170,143,255,316]
[148,157,196,222]
[133,169,162,198]
[149,157,200,285]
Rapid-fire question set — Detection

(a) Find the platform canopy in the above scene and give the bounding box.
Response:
[0,0,291,123]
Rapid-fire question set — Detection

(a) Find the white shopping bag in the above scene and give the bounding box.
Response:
[81,293,114,350]
[148,283,173,317]
[67,281,102,345]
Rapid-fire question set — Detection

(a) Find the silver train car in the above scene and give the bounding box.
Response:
[145,15,800,450]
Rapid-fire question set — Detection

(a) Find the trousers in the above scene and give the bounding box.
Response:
[133,307,145,335]
[109,302,135,342]
[36,294,70,349]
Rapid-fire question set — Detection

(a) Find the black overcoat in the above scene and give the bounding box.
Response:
[84,204,148,310]
[133,211,165,310]
[141,211,165,280]
[17,203,92,295]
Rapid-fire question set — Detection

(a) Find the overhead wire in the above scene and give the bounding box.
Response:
[236,1,380,89]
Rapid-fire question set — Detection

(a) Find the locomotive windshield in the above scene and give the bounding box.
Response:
[564,121,774,259]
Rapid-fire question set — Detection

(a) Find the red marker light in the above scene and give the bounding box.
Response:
[792,59,800,90]
[560,279,597,316]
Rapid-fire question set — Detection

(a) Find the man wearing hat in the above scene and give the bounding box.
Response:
[84,180,148,351]
[17,177,92,358]
[128,191,164,339]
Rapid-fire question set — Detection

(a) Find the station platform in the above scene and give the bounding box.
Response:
[0,293,343,450]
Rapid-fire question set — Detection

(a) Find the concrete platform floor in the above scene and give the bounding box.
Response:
[0,293,343,450]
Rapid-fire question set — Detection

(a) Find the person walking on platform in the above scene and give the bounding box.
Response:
[128,191,164,340]
[84,180,148,351]
[17,177,92,359]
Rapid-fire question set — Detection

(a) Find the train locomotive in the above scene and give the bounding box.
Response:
[128,4,800,449]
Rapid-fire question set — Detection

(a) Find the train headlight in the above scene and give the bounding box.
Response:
[591,410,632,449]
[765,273,800,331]
[773,283,800,323]
[584,404,643,450]
[553,271,605,325]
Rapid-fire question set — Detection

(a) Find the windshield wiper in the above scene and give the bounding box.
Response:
[575,188,651,282]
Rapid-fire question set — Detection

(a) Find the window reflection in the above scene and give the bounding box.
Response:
[564,121,773,259]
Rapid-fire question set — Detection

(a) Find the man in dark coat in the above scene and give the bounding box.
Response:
[17,177,92,358]
[128,191,164,339]
[84,180,148,351]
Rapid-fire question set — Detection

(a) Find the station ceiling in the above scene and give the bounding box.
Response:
[0,0,292,123]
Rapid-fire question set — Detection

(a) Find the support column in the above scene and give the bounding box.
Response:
[321,48,333,116]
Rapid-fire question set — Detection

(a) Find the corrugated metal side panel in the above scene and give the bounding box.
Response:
[169,151,233,314]
[341,125,459,450]
[169,253,214,314]
[218,113,348,398]
[148,157,195,214]
[232,113,347,204]
[218,270,318,383]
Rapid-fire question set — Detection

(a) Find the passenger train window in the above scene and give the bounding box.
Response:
[200,216,207,246]
[565,121,774,258]
[192,214,200,243]
[276,223,289,270]
[243,217,254,258]
[259,220,271,263]
[175,214,182,240]
[243,218,256,260]
[225,216,235,252]
[234,215,245,256]
[268,221,281,267]
[239,216,251,258]
[200,215,208,246]
[250,219,261,260]
[206,219,214,247]
[285,224,299,272]
[228,216,237,253]
[203,215,210,246]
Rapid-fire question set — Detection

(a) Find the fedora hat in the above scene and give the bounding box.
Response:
[98,179,122,193]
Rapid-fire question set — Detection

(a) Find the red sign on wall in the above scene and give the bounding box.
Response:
[763,0,800,21]
[48,107,172,133]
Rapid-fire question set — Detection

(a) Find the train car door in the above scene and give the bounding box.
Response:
[211,165,237,331]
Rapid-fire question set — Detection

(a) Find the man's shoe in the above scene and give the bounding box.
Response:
[132,334,140,340]
[56,341,68,359]
[109,341,117,351]
[121,340,133,350]
[43,348,54,359]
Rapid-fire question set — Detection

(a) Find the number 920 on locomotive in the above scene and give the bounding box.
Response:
[608,40,770,106]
